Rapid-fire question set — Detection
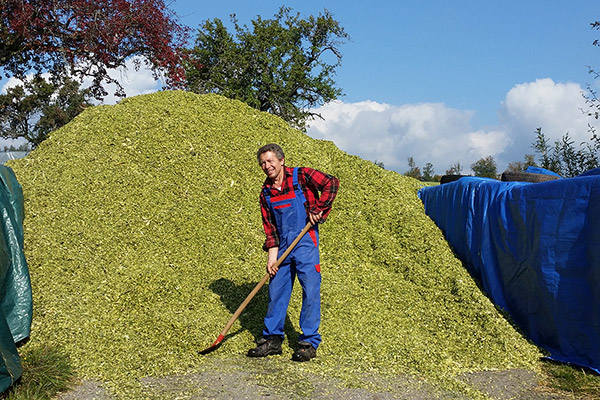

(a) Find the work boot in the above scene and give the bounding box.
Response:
[247,336,283,357]
[292,341,316,362]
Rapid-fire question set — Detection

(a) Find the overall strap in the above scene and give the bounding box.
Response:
[292,167,300,191]
[292,167,308,205]
[262,187,272,206]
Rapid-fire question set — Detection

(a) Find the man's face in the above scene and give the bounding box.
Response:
[259,151,284,180]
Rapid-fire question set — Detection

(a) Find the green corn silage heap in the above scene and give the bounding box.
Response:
[8,91,542,398]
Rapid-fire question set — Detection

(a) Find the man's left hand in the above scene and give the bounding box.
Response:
[309,211,323,225]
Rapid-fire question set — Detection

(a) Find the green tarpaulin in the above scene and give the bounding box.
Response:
[0,165,32,391]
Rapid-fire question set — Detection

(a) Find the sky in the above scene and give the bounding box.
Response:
[3,1,600,174]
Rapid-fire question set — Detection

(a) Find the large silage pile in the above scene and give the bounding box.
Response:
[8,91,541,398]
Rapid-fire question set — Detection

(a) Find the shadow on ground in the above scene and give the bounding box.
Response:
[208,278,301,347]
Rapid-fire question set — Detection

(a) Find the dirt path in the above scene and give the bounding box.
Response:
[56,356,570,400]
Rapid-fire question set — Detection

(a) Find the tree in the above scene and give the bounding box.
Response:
[558,133,581,177]
[184,7,349,130]
[422,162,434,181]
[404,156,422,180]
[471,155,498,178]
[373,160,385,169]
[506,154,536,173]
[1,0,189,99]
[527,20,600,177]
[585,20,600,120]
[530,127,599,177]
[445,161,462,175]
[532,127,560,172]
[579,125,600,171]
[0,76,91,147]
[2,143,30,152]
[579,19,600,169]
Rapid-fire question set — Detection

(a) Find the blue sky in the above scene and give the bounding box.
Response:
[174,1,597,124]
[3,1,600,174]
[169,1,600,174]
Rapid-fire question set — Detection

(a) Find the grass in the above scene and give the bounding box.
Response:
[541,360,600,399]
[419,181,440,187]
[3,345,74,400]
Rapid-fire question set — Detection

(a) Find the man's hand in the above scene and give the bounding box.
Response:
[267,247,279,277]
[309,210,323,225]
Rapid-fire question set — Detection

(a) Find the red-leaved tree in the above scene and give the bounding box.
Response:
[0,0,189,98]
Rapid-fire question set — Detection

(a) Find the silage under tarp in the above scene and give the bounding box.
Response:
[8,91,541,398]
[418,171,600,372]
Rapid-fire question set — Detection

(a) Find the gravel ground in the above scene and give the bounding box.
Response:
[56,356,571,400]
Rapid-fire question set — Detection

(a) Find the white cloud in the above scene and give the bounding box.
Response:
[308,78,593,175]
[93,56,162,105]
[466,129,510,158]
[308,101,510,174]
[1,76,25,94]
[497,78,590,166]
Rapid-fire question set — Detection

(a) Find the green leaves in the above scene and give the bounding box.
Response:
[9,91,541,398]
[471,155,498,178]
[0,76,91,147]
[184,7,349,131]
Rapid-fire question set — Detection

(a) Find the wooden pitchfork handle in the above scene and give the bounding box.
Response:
[199,221,313,354]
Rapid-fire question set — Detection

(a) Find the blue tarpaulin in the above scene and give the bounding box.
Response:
[418,168,600,372]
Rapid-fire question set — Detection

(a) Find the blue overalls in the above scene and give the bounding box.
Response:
[262,168,322,349]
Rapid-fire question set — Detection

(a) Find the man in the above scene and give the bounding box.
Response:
[248,143,339,362]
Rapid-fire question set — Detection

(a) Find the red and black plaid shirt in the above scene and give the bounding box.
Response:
[260,166,339,250]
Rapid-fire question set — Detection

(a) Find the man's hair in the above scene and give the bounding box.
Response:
[257,143,285,163]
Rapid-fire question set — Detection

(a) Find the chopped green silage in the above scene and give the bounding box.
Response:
[8,91,542,398]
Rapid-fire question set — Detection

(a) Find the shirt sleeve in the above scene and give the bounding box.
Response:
[259,190,280,251]
[302,167,339,222]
